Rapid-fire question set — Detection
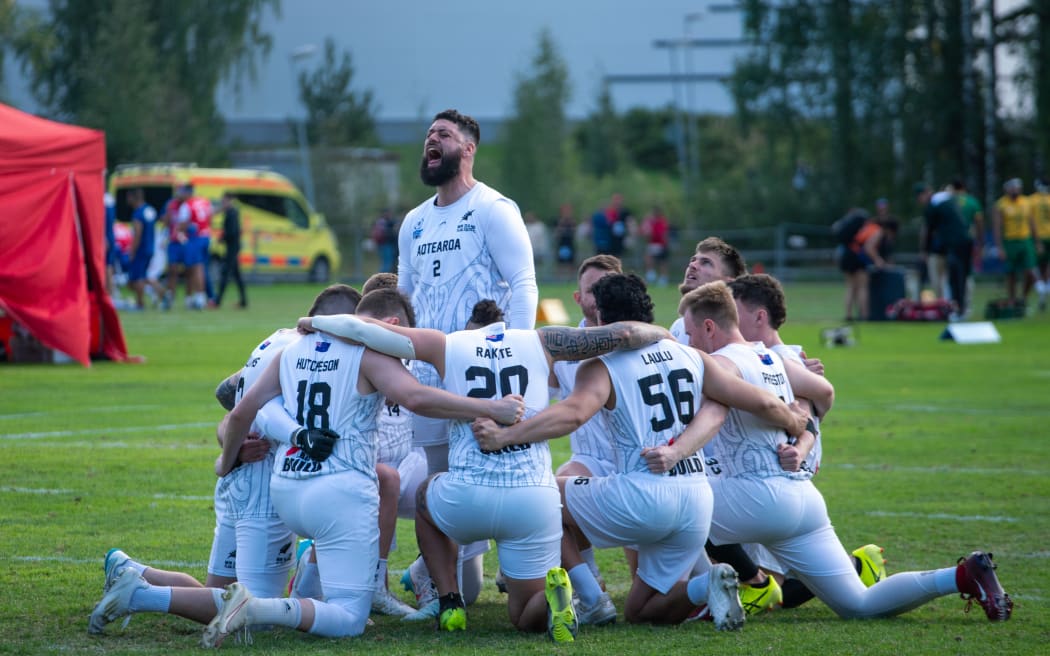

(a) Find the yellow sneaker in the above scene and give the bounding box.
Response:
[852,544,887,587]
[739,575,783,615]
[545,567,578,643]
[438,605,466,632]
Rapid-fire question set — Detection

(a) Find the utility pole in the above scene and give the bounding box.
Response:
[984,0,998,217]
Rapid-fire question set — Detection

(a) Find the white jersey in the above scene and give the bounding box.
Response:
[771,343,821,476]
[599,338,707,477]
[442,322,555,488]
[669,316,688,345]
[273,332,384,482]
[377,396,413,467]
[553,358,614,462]
[710,341,805,480]
[215,328,298,520]
[398,181,536,332]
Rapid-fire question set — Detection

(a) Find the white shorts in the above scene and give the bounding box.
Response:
[560,453,617,478]
[207,513,295,598]
[566,473,713,594]
[708,476,856,580]
[395,447,428,519]
[271,471,379,598]
[426,475,560,580]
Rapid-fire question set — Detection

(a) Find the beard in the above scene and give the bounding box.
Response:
[419,148,462,187]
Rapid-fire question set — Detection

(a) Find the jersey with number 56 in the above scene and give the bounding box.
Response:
[599,338,705,476]
[442,322,553,488]
[273,332,383,482]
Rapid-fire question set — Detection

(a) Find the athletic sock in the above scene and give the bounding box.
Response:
[375,559,388,588]
[580,548,601,580]
[780,578,816,608]
[128,584,172,613]
[248,597,302,628]
[686,572,710,605]
[568,563,602,607]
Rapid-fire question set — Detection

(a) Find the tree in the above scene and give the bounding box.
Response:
[574,83,624,177]
[297,37,378,147]
[13,0,277,166]
[500,29,571,219]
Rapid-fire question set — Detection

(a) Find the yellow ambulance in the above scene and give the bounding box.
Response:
[109,164,341,281]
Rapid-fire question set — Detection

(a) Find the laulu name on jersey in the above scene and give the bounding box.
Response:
[640,350,675,365]
[295,358,340,372]
[761,371,786,386]
[416,238,461,255]
[480,442,532,456]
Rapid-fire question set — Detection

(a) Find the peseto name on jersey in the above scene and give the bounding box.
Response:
[295,358,340,372]
[640,350,675,365]
[761,371,786,386]
[416,238,461,255]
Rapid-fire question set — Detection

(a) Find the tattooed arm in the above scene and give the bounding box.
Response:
[538,321,672,362]
[214,370,242,411]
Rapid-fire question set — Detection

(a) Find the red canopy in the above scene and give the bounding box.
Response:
[0,103,128,366]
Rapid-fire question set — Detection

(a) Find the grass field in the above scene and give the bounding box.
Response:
[1,279,1047,655]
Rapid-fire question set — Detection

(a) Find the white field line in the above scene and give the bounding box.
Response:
[0,405,165,420]
[0,486,212,501]
[835,463,1045,476]
[0,422,215,440]
[865,510,1018,523]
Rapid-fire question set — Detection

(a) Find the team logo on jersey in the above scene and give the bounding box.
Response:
[460,210,475,221]
[315,341,331,353]
[757,352,774,365]
[485,333,504,342]
[457,209,476,232]
[412,217,424,239]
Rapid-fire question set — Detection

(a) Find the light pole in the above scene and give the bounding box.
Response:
[683,11,704,196]
[288,44,317,208]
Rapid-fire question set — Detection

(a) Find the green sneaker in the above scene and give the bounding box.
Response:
[545,567,578,643]
[852,544,887,587]
[438,605,466,632]
[739,575,783,615]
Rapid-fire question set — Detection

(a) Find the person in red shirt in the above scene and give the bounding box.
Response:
[641,205,671,286]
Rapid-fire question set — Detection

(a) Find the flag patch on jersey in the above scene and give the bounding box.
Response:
[485,333,504,342]
[315,341,331,353]
[258,340,271,350]
[757,352,774,365]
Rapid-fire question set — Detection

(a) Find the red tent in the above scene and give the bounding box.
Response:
[0,103,128,366]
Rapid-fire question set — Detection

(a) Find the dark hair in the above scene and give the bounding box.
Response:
[308,284,362,317]
[356,288,416,328]
[362,272,398,295]
[577,254,622,281]
[434,109,480,145]
[467,299,504,328]
[591,273,654,324]
[728,274,787,330]
[695,237,747,279]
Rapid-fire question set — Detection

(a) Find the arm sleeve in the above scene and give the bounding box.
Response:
[254,396,299,444]
[397,211,417,299]
[310,315,416,360]
[481,199,538,329]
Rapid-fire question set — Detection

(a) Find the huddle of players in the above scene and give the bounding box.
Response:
[88,237,1013,647]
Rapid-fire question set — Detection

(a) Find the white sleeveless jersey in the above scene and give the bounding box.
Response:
[553,358,613,462]
[771,344,821,476]
[273,332,384,482]
[442,322,555,488]
[711,342,806,480]
[377,361,414,466]
[670,316,688,345]
[599,338,707,478]
[400,182,523,334]
[216,328,298,520]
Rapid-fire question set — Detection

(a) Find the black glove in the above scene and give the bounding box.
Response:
[292,427,339,462]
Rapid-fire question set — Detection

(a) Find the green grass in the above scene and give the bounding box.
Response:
[1,279,1047,655]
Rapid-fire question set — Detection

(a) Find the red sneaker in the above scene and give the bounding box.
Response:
[956,551,1013,621]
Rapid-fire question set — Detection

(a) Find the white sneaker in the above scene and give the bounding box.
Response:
[575,591,617,626]
[707,563,745,631]
[401,598,439,622]
[102,548,132,594]
[88,567,147,634]
[400,555,437,606]
[201,582,253,648]
[371,586,416,617]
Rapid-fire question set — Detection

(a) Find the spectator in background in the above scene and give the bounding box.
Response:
[916,183,971,320]
[161,188,188,311]
[601,193,632,257]
[178,183,214,310]
[104,192,120,304]
[524,211,551,268]
[371,208,399,273]
[949,180,985,303]
[215,191,247,309]
[554,203,577,277]
[126,189,158,311]
[1028,177,1050,311]
[837,209,888,322]
[641,205,671,286]
[873,198,899,264]
[993,178,1046,308]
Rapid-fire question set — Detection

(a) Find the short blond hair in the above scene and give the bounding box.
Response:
[678,281,738,331]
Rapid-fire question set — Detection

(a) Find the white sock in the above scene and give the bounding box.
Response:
[686,572,711,605]
[128,584,172,613]
[248,597,302,628]
[122,558,147,578]
[211,588,225,609]
[375,559,388,589]
[937,567,960,595]
[568,563,602,607]
[580,548,601,580]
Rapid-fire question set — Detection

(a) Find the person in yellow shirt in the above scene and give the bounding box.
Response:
[1029,177,1050,310]
[993,178,1046,306]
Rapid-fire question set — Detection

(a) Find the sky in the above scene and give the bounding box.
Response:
[4,0,746,121]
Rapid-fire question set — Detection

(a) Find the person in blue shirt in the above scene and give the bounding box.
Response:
[126,188,158,310]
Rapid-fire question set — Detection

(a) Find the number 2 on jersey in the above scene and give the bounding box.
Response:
[465,365,528,398]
